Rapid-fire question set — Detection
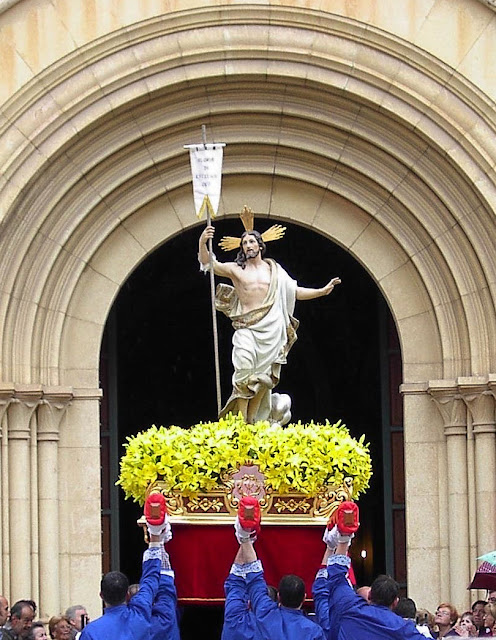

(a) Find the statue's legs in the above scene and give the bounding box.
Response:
[246,389,266,424]
[235,398,249,421]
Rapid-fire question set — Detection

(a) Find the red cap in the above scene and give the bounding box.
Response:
[144,492,167,526]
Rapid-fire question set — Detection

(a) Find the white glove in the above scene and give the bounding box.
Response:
[234,515,257,544]
[323,524,340,550]
[147,515,171,540]
[337,531,353,545]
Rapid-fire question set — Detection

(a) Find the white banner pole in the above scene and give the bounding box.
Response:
[184,128,226,416]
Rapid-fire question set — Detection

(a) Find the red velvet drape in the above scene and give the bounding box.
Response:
[167,524,355,605]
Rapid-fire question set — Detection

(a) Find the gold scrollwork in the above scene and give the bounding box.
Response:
[314,477,354,519]
[187,497,225,513]
[273,498,312,514]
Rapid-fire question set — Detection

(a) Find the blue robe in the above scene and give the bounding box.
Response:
[150,571,180,640]
[313,555,426,640]
[80,548,160,640]
[245,565,326,640]
[221,573,259,640]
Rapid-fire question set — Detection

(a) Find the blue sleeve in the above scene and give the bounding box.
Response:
[150,573,179,640]
[325,555,361,632]
[312,575,330,636]
[79,628,94,640]
[221,574,256,640]
[246,570,282,639]
[128,549,161,622]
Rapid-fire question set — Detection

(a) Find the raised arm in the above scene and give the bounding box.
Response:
[296,277,341,300]
[198,225,237,278]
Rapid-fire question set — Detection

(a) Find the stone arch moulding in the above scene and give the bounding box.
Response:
[1,6,496,390]
[59,176,442,389]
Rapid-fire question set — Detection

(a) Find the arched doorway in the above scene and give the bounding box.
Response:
[99,220,406,635]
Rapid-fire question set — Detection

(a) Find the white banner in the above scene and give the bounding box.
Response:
[186,143,225,219]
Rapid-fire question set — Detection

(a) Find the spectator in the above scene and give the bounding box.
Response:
[432,603,459,638]
[395,598,433,638]
[27,623,47,640]
[489,594,496,606]
[454,611,477,637]
[126,586,140,601]
[472,601,487,635]
[64,606,88,640]
[1,600,36,640]
[0,597,8,628]
[356,586,371,602]
[417,610,436,635]
[47,617,71,640]
[482,604,496,636]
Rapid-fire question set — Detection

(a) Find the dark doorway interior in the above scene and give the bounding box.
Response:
[100,219,404,638]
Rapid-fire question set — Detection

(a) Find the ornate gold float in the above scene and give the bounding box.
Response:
[121,414,372,528]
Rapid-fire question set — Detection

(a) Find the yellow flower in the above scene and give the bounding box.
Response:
[117,414,372,504]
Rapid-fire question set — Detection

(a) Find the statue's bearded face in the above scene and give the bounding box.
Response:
[242,233,260,259]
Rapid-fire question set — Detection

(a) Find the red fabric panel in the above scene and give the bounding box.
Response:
[167,524,355,605]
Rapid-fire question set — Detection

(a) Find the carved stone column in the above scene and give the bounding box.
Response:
[0,383,15,595]
[462,379,496,558]
[7,385,42,601]
[429,381,470,610]
[37,388,73,619]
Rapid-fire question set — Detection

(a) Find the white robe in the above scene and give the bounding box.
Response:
[215,259,299,422]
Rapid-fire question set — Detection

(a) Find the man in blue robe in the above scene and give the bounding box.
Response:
[222,509,326,640]
[81,499,173,640]
[313,524,426,639]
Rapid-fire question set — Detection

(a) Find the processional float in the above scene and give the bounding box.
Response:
[118,128,372,603]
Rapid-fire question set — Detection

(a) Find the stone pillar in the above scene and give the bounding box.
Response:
[461,379,496,560]
[58,388,103,617]
[429,381,470,611]
[7,385,42,602]
[0,383,14,596]
[400,382,444,612]
[37,388,73,620]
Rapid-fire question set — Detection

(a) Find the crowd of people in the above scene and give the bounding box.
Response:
[0,497,494,640]
[0,600,88,640]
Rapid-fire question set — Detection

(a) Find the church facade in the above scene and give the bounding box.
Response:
[1,0,495,618]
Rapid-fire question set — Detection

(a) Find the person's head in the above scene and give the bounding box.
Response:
[483,603,496,629]
[126,584,140,602]
[434,603,458,629]
[277,574,305,609]
[459,611,475,633]
[267,586,278,602]
[48,616,71,640]
[235,230,266,268]
[0,595,9,626]
[28,622,48,640]
[356,586,371,602]
[9,600,36,638]
[369,575,399,609]
[472,599,487,627]
[100,570,129,607]
[488,591,496,605]
[64,605,88,631]
[416,608,435,629]
[394,597,417,619]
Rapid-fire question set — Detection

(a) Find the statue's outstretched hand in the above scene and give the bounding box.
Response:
[322,277,341,295]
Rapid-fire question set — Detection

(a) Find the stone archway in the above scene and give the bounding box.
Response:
[1,4,495,616]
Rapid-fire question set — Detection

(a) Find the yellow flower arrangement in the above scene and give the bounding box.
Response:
[117,413,372,505]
